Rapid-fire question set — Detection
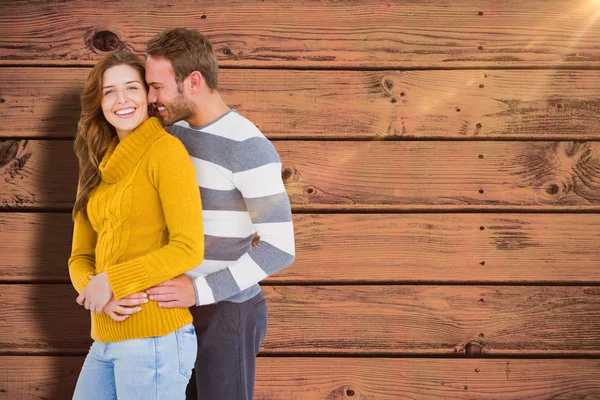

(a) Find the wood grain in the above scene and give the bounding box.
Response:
[4,68,600,140]
[1,356,600,399]
[2,285,599,355]
[2,140,600,210]
[3,1,600,68]
[3,213,600,284]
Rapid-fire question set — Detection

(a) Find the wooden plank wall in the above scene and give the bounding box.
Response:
[2,0,600,398]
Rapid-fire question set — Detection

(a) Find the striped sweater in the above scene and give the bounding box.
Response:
[170,110,295,305]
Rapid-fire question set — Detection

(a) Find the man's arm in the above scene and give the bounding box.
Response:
[148,137,295,307]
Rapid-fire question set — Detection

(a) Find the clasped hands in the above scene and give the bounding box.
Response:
[76,273,197,322]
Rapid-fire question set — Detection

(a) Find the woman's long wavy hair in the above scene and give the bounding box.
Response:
[73,51,148,221]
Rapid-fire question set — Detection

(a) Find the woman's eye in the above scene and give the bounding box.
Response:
[127,86,138,90]
[104,89,114,95]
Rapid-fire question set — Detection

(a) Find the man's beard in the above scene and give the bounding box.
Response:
[154,93,195,127]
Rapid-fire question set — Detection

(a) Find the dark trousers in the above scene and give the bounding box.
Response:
[186,292,268,400]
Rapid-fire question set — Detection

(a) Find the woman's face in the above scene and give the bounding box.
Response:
[101,64,149,139]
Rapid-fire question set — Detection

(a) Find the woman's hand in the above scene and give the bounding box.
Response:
[76,272,113,313]
[103,293,148,321]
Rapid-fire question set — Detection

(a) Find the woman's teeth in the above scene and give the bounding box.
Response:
[115,108,135,115]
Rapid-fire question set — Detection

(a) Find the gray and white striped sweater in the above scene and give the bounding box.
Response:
[170,110,295,305]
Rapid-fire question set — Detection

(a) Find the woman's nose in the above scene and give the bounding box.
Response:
[117,90,127,104]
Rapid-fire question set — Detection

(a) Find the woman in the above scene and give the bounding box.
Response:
[69,51,203,399]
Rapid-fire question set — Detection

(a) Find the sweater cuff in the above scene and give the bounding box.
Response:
[71,269,94,294]
[192,276,216,305]
[106,259,150,300]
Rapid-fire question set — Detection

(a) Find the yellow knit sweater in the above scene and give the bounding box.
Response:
[68,117,203,342]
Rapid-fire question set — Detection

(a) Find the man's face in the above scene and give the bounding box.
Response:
[145,56,195,126]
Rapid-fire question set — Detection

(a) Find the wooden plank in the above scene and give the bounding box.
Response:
[3,1,600,68]
[4,68,600,140]
[2,357,600,400]
[2,140,600,210]
[4,213,600,284]
[0,140,77,209]
[1,285,599,355]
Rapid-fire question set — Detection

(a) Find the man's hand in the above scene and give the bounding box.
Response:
[146,275,196,308]
[103,293,148,322]
[76,272,113,313]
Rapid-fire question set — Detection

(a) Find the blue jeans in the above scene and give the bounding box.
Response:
[73,323,197,400]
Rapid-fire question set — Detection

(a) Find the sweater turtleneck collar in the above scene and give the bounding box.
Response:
[99,117,164,184]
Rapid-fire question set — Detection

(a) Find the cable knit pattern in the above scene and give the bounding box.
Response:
[68,117,204,342]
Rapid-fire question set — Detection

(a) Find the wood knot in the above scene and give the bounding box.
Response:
[91,30,122,52]
[345,388,355,397]
[465,341,483,356]
[201,14,207,19]
[222,47,233,56]
[281,168,293,181]
[380,74,400,96]
[0,98,5,104]
[546,184,560,195]
[0,140,19,167]
[304,186,316,195]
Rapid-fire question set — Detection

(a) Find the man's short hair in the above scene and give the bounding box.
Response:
[147,28,219,90]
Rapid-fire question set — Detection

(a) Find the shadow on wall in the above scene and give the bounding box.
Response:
[31,86,91,398]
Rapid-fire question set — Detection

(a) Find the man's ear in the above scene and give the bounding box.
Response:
[187,71,203,94]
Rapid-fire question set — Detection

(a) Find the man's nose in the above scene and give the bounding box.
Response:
[147,89,157,104]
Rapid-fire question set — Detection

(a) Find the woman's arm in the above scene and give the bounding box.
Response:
[106,135,204,300]
[68,213,97,293]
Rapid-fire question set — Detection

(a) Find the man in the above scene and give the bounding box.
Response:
[131,28,295,399]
